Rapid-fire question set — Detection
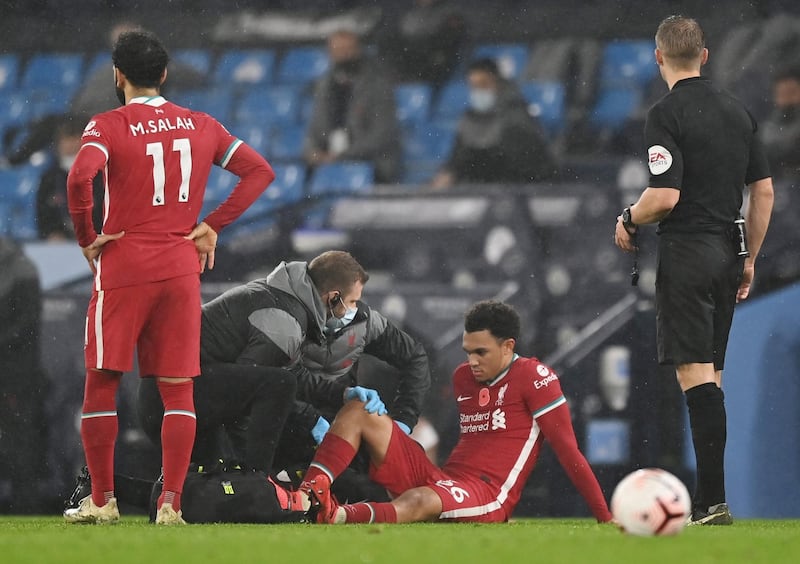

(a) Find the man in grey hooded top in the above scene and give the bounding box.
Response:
[138,251,384,475]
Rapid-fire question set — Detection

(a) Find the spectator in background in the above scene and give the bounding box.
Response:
[431,59,557,189]
[35,115,102,241]
[751,62,800,295]
[0,237,48,513]
[4,21,205,168]
[304,29,401,184]
[377,0,467,87]
[70,21,204,117]
[760,63,800,179]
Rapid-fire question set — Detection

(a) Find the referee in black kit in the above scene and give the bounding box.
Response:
[614,15,774,525]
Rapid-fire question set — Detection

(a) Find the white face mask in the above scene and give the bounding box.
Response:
[469,88,497,113]
[325,304,358,334]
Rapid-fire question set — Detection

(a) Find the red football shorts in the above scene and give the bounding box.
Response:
[369,423,508,523]
[84,274,201,377]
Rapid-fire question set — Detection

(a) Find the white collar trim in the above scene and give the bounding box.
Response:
[487,353,519,387]
[128,95,167,107]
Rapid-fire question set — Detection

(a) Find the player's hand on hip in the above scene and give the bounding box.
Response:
[185,221,218,273]
[737,262,755,302]
[81,231,125,274]
[614,217,637,252]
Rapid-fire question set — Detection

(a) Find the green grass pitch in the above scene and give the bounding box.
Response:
[2,517,799,563]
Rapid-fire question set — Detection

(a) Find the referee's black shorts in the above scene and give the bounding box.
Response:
[655,231,744,370]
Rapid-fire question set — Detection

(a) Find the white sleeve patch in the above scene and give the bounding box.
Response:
[648,145,673,175]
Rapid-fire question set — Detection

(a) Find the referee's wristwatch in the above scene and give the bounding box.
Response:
[621,207,637,235]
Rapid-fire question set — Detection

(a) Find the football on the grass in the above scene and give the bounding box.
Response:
[610,468,691,536]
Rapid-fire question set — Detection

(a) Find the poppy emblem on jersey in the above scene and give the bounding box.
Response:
[479,388,490,407]
[648,144,673,175]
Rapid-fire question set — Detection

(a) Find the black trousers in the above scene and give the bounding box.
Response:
[138,363,296,474]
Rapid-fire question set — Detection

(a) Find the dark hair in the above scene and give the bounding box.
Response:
[464,301,520,341]
[774,62,800,83]
[467,58,500,78]
[655,15,705,68]
[112,30,169,88]
[308,250,369,295]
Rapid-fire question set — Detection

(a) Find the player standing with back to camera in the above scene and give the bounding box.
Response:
[614,15,774,525]
[64,30,275,525]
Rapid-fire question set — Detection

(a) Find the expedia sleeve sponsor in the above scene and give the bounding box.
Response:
[533,373,559,390]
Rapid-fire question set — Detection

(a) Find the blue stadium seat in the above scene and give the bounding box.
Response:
[400,160,441,185]
[521,81,566,136]
[401,123,455,185]
[276,47,329,85]
[2,89,69,124]
[214,49,275,86]
[172,48,212,76]
[22,53,84,92]
[299,93,315,123]
[599,40,658,88]
[395,83,433,127]
[0,201,10,237]
[0,54,20,92]
[234,85,301,127]
[269,124,306,161]
[472,43,530,80]
[403,122,456,163]
[0,166,43,240]
[269,163,307,201]
[433,81,470,125]
[235,163,306,230]
[84,52,111,80]
[204,166,238,204]
[172,87,234,123]
[29,88,73,119]
[589,86,642,130]
[2,92,32,127]
[309,161,374,195]
[231,124,269,157]
[247,163,306,216]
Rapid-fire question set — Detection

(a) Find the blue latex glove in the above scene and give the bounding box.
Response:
[344,386,388,415]
[396,421,411,435]
[311,416,330,444]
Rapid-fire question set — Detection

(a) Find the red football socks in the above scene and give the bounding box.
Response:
[343,502,398,523]
[81,369,121,507]
[157,379,196,511]
[305,433,357,483]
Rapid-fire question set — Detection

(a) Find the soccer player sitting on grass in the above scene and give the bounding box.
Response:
[300,300,613,524]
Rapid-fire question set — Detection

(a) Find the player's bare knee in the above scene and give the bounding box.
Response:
[393,487,441,523]
[157,376,192,384]
[335,400,372,427]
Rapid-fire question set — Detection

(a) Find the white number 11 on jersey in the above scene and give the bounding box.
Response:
[146,138,192,206]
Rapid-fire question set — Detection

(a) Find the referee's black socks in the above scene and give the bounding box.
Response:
[685,382,727,510]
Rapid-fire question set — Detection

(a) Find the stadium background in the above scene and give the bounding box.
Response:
[1,0,799,518]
